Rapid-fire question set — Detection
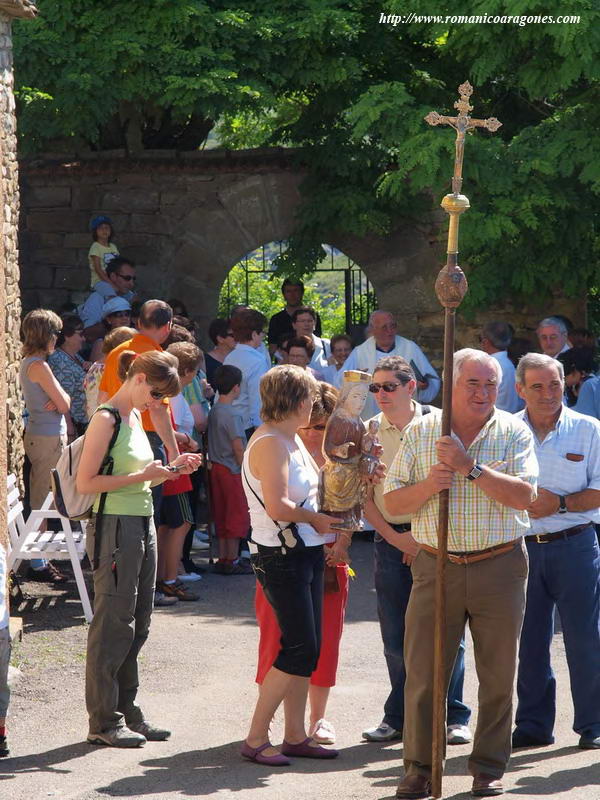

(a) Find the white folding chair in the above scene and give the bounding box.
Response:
[6,474,93,623]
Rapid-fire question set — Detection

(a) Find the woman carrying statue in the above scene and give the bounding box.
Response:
[318,370,373,536]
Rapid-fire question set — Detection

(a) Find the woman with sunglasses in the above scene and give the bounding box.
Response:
[254,381,350,746]
[88,297,132,364]
[19,308,71,584]
[48,314,90,442]
[77,349,201,747]
[204,318,236,390]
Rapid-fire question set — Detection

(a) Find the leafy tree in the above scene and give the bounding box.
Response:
[14,1,600,311]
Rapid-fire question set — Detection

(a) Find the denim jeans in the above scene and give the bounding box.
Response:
[515,525,600,741]
[374,534,471,730]
[251,544,324,677]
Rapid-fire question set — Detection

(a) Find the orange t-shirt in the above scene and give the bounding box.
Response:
[99,332,168,432]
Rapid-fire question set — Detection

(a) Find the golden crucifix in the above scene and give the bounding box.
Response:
[421,82,502,800]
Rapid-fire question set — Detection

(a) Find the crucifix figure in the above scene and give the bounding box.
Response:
[423,82,502,799]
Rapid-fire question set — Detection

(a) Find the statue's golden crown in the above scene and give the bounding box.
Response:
[343,370,371,383]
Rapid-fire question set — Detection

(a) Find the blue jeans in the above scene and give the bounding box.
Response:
[374,534,471,730]
[515,526,600,741]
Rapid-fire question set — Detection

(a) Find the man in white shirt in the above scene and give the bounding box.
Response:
[537,316,571,359]
[223,309,269,438]
[291,306,330,372]
[513,353,600,751]
[479,321,524,413]
[341,310,440,419]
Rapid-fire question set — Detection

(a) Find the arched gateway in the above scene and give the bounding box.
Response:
[20,150,446,356]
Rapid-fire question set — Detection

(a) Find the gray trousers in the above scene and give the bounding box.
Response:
[0,627,11,718]
[85,513,157,734]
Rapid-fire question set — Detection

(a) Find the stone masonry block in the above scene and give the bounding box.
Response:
[20,265,54,289]
[101,190,159,213]
[26,210,89,233]
[25,186,71,208]
[54,268,90,291]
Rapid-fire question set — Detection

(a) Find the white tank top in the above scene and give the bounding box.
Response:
[242,433,335,548]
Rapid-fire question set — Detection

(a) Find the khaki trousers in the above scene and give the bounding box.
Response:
[403,540,528,779]
[85,514,157,734]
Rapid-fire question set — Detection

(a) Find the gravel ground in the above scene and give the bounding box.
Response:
[2,538,598,800]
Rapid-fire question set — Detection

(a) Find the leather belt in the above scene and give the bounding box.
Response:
[420,538,519,565]
[525,523,591,544]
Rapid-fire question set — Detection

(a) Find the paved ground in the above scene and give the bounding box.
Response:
[2,538,598,800]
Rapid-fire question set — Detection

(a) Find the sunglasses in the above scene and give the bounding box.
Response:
[368,382,404,394]
[51,327,62,336]
[110,311,130,317]
[149,388,166,400]
[117,274,136,282]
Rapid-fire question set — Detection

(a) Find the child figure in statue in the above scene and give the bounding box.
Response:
[318,370,372,531]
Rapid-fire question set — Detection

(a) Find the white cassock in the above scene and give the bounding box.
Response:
[341,335,441,419]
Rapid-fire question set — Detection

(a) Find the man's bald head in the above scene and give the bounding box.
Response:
[369,311,397,350]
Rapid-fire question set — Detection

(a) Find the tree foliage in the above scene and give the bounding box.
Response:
[14,0,600,311]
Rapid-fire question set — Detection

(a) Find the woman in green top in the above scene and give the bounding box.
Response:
[77,349,201,748]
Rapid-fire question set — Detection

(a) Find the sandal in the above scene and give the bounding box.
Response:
[241,741,290,766]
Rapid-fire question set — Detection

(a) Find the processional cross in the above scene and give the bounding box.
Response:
[422,82,501,799]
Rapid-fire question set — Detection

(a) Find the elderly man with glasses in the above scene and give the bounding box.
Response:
[79,256,137,342]
[341,311,440,419]
[361,355,472,747]
[385,349,538,799]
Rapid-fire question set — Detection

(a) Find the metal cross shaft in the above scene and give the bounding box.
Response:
[422,82,501,800]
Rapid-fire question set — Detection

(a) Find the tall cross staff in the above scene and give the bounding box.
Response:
[424,82,501,799]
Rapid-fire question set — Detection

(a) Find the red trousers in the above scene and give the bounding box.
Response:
[254,553,349,688]
[209,462,250,539]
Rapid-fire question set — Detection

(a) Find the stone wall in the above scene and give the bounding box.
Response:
[1,10,24,492]
[19,150,586,369]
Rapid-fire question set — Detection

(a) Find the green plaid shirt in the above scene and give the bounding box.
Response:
[383,409,538,551]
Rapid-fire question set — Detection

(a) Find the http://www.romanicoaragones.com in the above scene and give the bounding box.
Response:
[378,12,581,26]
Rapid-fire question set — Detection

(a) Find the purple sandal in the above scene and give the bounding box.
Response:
[281,737,339,759]
[241,741,291,766]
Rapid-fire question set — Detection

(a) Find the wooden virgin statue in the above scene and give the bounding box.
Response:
[318,370,373,531]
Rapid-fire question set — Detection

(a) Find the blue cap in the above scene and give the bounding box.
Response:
[91,215,113,231]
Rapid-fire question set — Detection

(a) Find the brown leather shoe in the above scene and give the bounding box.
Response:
[396,774,432,799]
[472,773,504,796]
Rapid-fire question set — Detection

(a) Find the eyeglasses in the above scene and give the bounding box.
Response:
[117,274,136,282]
[149,388,166,400]
[368,382,404,394]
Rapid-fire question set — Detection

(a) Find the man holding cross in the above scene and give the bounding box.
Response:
[384,348,538,798]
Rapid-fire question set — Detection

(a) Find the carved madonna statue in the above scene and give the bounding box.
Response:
[317,370,373,531]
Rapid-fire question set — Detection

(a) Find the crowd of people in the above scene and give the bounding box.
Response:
[0,223,598,798]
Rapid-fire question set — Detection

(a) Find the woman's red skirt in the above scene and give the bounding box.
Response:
[254,551,349,688]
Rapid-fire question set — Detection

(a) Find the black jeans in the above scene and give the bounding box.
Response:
[251,544,324,677]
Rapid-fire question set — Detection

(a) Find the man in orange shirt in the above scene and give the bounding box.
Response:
[98,300,179,522]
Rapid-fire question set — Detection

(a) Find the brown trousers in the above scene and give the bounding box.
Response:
[403,541,528,779]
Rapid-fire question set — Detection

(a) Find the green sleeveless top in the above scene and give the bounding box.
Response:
[92,404,154,516]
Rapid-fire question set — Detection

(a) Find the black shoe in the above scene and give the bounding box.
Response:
[511,730,554,748]
[27,564,69,584]
[183,558,206,575]
[0,735,9,757]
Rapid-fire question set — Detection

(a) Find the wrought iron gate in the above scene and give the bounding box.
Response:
[222,242,377,335]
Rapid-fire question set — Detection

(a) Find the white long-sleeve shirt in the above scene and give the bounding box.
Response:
[223,343,269,430]
[342,335,441,419]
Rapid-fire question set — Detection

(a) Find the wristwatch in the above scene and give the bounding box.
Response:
[466,463,483,481]
[558,495,568,514]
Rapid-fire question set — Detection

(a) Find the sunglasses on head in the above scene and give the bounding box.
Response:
[368,381,404,394]
[117,273,136,282]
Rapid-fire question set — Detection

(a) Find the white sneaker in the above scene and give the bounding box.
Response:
[192,533,210,550]
[310,718,336,745]
[447,724,472,745]
[153,591,178,607]
[362,721,402,742]
[177,571,203,582]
